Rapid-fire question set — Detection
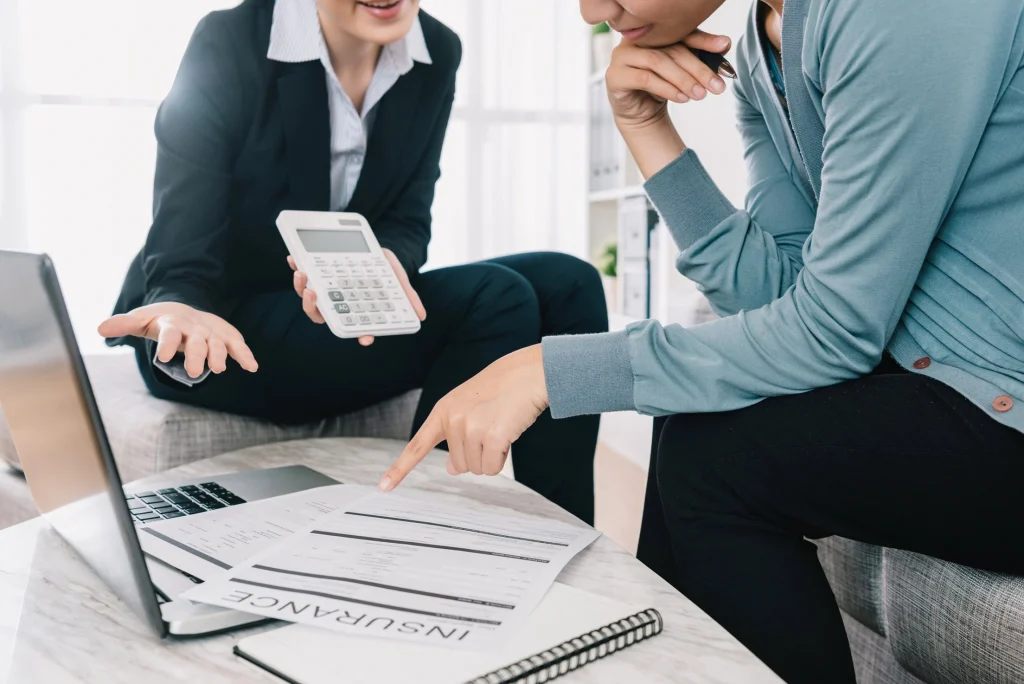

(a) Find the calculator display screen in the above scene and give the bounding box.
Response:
[297,229,370,253]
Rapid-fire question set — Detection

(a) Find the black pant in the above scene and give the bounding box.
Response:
[638,357,1024,683]
[136,252,607,524]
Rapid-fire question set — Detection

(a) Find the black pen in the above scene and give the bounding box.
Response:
[693,49,738,80]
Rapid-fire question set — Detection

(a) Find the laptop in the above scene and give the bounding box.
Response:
[0,250,339,636]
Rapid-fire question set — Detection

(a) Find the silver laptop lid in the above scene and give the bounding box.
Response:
[0,250,166,637]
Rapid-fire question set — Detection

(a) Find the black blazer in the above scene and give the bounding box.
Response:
[111,0,461,325]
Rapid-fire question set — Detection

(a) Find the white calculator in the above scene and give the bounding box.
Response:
[277,210,422,339]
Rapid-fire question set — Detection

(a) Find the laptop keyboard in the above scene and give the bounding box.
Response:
[125,482,246,525]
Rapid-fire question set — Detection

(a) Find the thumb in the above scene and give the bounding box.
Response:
[683,29,731,54]
[98,312,149,339]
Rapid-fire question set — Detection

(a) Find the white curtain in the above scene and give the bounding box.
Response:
[0,0,590,353]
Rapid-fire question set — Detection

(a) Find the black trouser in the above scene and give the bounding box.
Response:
[136,252,607,524]
[638,356,1024,683]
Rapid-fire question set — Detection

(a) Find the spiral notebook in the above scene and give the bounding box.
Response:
[233,583,663,684]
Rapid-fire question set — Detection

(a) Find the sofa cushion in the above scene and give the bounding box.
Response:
[883,549,1024,684]
[0,353,420,483]
[842,612,926,684]
[817,536,888,636]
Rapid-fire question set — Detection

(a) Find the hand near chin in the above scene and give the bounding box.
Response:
[606,29,734,132]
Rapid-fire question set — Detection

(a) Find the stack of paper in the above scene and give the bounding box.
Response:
[141,486,600,649]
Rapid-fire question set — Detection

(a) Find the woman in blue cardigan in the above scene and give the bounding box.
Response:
[379,0,1024,680]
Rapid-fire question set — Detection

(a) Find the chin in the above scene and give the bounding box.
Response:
[349,0,419,44]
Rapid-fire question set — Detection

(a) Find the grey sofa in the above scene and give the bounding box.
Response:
[0,352,418,520]
[817,537,1024,683]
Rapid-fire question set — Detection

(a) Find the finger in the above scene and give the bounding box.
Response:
[406,285,427,321]
[379,411,446,492]
[622,65,689,104]
[464,423,484,476]
[666,44,727,96]
[224,336,259,373]
[154,321,184,363]
[293,270,307,298]
[358,336,375,346]
[446,455,459,476]
[183,330,210,379]
[287,255,298,272]
[97,312,149,340]
[683,30,732,55]
[482,431,509,476]
[446,414,469,475]
[207,336,228,374]
[302,288,326,324]
[640,48,708,100]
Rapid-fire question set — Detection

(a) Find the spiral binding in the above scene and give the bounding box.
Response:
[465,608,664,684]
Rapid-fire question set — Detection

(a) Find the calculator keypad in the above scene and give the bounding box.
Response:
[312,254,418,333]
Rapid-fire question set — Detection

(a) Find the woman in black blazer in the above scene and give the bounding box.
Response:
[99,0,607,523]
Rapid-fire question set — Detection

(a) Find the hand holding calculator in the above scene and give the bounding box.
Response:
[278,211,424,339]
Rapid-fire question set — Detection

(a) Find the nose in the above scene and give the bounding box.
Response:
[579,0,624,27]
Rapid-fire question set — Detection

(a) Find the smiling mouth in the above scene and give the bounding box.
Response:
[357,0,401,9]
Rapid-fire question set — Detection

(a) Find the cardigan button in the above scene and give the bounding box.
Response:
[993,395,1014,413]
[912,357,931,370]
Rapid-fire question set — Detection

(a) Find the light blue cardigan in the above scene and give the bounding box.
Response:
[543,0,1024,433]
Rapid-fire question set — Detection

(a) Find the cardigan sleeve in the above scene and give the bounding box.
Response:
[543,0,1005,418]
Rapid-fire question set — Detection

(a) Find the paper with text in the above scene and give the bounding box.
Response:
[138,484,376,582]
[182,491,600,649]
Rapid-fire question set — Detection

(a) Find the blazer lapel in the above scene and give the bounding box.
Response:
[346,67,428,220]
[780,0,825,201]
[277,61,332,211]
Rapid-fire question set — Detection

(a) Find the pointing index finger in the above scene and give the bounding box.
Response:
[379,412,446,492]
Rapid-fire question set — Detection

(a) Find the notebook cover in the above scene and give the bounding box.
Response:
[233,582,658,684]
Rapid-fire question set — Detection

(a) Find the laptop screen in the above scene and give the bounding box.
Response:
[0,251,164,635]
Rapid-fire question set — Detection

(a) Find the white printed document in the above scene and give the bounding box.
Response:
[182,490,600,649]
[139,484,376,581]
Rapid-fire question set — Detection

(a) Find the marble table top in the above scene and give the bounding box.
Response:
[0,438,781,684]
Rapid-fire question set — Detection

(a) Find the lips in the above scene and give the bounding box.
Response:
[616,24,652,41]
[356,0,405,20]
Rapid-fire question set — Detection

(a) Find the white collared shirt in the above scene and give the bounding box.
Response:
[268,0,432,211]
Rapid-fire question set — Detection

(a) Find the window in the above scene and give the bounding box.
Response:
[0,1,590,353]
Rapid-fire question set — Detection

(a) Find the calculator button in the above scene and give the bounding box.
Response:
[388,313,402,323]
[334,303,350,314]
[350,268,364,276]
[358,315,372,325]
[376,290,389,300]
[334,268,350,277]
[383,278,397,288]
[361,291,374,300]
[390,289,405,300]
[317,268,333,277]
[382,302,395,311]
[339,279,353,288]
[352,303,366,313]
[341,315,356,326]
[324,279,339,289]
[355,279,369,288]
[372,314,388,325]
[366,302,380,312]
[370,279,383,288]
[328,291,344,302]
[344,290,359,300]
